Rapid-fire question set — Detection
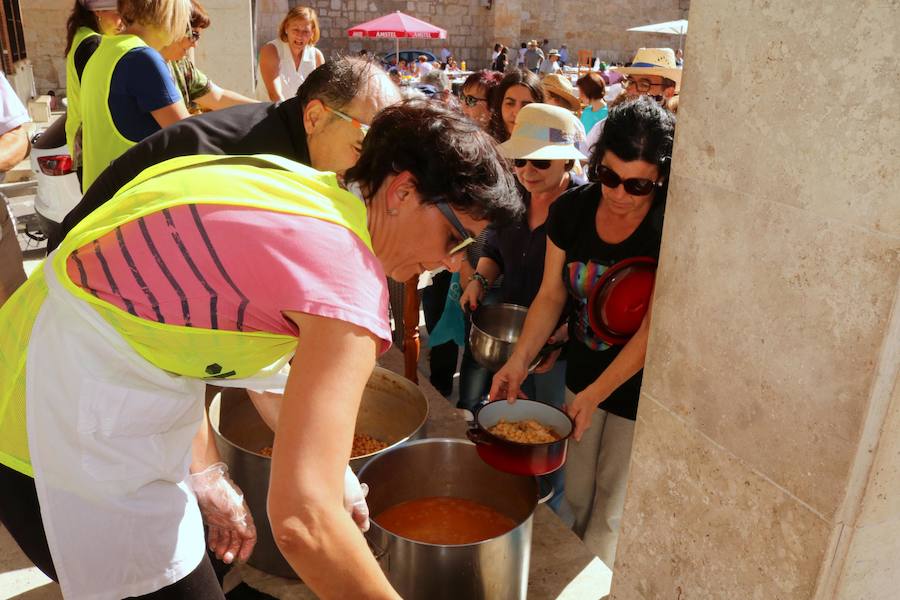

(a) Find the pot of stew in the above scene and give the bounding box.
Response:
[466,399,573,476]
[359,438,538,600]
[209,366,428,578]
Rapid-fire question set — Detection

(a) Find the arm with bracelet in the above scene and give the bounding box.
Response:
[459,257,501,311]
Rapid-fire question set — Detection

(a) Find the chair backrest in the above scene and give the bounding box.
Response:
[577,49,592,67]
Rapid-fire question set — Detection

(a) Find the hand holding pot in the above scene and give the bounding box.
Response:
[532,323,569,374]
[565,387,600,442]
[459,278,483,311]
[190,462,257,564]
[489,357,530,403]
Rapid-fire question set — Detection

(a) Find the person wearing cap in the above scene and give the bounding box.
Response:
[459,103,585,515]
[523,40,545,73]
[63,0,123,185]
[490,96,675,568]
[612,47,682,103]
[539,49,561,75]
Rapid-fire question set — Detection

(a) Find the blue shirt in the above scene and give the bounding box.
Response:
[108,47,181,142]
[580,104,608,137]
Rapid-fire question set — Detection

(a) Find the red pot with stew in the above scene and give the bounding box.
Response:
[466,399,574,476]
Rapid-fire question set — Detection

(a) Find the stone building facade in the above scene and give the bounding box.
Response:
[22,0,688,97]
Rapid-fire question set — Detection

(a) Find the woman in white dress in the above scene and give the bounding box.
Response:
[257,6,325,102]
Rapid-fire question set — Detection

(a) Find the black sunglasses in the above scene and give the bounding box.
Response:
[513,158,552,170]
[596,165,661,196]
[189,30,201,42]
[460,93,488,107]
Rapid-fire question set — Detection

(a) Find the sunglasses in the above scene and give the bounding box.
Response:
[460,93,488,107]
[435,201,475,256]
[323,104,370,137]
[513,158,552,170]
[597,165,661,196]
[189,30,201,42]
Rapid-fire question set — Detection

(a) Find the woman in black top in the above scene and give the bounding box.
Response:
[490,96,675,567]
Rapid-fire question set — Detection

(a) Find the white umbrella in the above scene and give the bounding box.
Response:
[627,19,688,52]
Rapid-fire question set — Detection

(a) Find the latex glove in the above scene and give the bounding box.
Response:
[343,466,370,533]
[190,462,257,564]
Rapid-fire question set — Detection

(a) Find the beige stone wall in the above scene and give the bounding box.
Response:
[193,0,256,96]
[611,0,900,598]
[20,0,70,94]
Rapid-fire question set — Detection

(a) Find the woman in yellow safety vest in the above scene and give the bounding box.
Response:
[63,0,123,185]
[0,100,520,600]
[79,0,192,191]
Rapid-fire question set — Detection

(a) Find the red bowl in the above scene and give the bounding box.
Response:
[466,400,574,476]
[588,256,657,345]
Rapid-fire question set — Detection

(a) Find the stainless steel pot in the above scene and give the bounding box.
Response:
[359,438,538,600]
[469,303,563,373]
[208,366,429,578]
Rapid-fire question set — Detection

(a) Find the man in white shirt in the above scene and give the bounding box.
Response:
[416,55,434,76]
[0,73,30,306]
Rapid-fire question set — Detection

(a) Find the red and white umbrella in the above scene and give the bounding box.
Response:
[348,11,447,64]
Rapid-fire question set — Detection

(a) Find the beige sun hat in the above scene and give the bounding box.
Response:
[612,48,682,90]
[540,74,582,112]
[499,103,586,161]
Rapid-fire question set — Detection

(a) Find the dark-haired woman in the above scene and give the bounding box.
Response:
[492,46,509,73]
[460,69,502,129]
[490,96,676,569]
[0,99,519,599]
[64,0,122,184]
[488,69,544,142]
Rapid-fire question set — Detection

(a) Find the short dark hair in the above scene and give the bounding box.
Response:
[462,70,503,96]
[345,99,522,225]
[295,56,379,109]
[588,95,676,200]
[190,0,210,30]
[488,70,544,142]
[576,72,606,102]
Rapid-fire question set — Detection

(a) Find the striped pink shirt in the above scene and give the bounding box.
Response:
[66,204,391,352]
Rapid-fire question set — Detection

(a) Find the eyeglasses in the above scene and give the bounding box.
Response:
[460,93,488,107]
[435,201,475,256]
[596,165,661,196]
[624,78,664,93]
[323,104,370,137]
[189,30,201,42]
[513,158,552,170]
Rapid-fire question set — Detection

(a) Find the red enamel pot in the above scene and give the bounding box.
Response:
[466,399,574,476]
[588,256,658,345]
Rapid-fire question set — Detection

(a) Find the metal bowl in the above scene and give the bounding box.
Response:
[208,366,429,578]
[470,303,558,373]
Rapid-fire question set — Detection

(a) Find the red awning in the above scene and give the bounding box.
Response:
[347,11,447,39]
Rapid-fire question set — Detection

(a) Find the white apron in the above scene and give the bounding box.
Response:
[27,263,209,600]
[256,39,318,100]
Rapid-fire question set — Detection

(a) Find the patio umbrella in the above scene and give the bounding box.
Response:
[347,10,447,66]
[627,19,688,52]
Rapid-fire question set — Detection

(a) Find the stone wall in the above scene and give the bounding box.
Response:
[610,0,900,597]
[19,0,69,95]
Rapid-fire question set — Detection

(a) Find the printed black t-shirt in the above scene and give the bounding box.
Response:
[546,182,665,420]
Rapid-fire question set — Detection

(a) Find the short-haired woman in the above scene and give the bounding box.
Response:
[577,71,608,139]
[459,69,503,129]
[63,0,122,185]
[79,0,192,191]
[490,96,676,569]
[0,99,520,599]
[160,0,256,113]
[257,6,325,102]
[488,69,544,142]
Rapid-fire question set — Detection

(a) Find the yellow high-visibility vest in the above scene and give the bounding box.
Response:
[80,34,146,190]
[0,154,373,476]
[64,26,100,156]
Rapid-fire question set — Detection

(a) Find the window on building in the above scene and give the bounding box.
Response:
[0,0,26,75]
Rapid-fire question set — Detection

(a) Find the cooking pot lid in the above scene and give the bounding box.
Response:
[588,257,657,345]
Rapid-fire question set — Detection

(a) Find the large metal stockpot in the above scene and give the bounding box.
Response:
[208,366,428,578]
[359,438,539,600]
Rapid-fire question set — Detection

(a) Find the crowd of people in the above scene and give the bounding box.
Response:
[0,0,682,598]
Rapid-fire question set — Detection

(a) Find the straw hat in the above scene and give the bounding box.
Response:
[612,48,682,90]
[499,103,586,161]
[540,74,582,112]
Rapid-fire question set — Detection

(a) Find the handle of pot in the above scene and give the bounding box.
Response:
[367,537,389,561]
[466,426,494,446]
